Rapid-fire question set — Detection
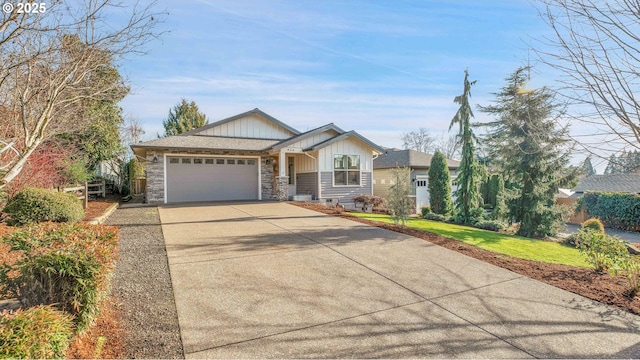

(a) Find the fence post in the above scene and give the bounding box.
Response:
[84,181,88,209]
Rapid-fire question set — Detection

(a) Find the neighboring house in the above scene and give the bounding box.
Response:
[556,188,575,198]
[571,174,640,198]
[131,108,383,205]
[373,149,460,213]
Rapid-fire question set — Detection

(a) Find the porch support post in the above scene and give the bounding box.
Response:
[276,150,289,201]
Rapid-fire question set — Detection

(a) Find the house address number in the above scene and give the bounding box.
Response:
[285,147,302,153]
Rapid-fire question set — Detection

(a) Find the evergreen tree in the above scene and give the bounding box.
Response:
[427,151,453,215]
[604,151,640,174]
[479,67,578,238]
[581,156,596,177]
[449,70,484,224]
[162,99,209,137]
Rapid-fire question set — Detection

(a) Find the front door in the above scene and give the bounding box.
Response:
[415,175,429,213]
[287,156,296,197]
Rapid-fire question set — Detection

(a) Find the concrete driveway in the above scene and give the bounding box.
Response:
[159,202,640,359]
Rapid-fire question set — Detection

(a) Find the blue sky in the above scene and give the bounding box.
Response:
[120,0,602,168]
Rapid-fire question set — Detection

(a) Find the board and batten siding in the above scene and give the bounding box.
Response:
[196,115,293,139]
[296,172,318,199]
[317,138,373,171]
[292,151,319,173]
[320,171,372,203]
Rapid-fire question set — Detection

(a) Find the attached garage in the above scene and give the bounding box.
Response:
[165,156,260,203]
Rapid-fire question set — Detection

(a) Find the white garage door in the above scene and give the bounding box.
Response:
[166,156,259,203]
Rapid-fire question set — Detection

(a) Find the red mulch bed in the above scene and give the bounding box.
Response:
[293,203,640,315]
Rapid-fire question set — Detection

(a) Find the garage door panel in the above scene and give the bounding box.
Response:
[166,157,259,203]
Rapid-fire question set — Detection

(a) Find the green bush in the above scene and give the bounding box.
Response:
[420,206,432,217]
[423,213,448,222]
[578,192,640,231]
[577,229,629,273]
[3,188,84,226]
[473,220,505,232]
[427,152,453,215]
[581,218,605,233]
[1,223,119,332]
[0,305,74,359]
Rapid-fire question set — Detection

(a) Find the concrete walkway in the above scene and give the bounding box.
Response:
[562,223,640,244]
[159,202,640,359]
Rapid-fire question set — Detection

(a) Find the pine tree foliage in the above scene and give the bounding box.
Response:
[581,156,596,177]
[604,150,640,174]
[162,99,209,137]
[479,67,578,238]
[427,151,453,215]
[449,70,484,224]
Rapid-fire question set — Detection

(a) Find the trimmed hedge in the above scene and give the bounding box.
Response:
[3,187,84,226]
[0,305,74,359]
[577,192,640,231]
[1,223,119,332]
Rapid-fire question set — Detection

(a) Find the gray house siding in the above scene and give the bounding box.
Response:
[296,172,318,199]
[320,171,372,203]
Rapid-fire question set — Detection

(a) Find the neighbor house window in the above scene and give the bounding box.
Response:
[333,155,360,186]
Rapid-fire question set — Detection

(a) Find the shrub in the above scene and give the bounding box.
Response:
[352,194,387,212]
[473,220,505,232]
[616,256,640,298]
[581,218,605,233]
[428,152,453,215]
[0,305,74,359]
[577,229,629,273]
[3,187,84,226]
[578,192,640,231]
[423,213,448,222]
[420,206,432,217]
[1,223,119,332]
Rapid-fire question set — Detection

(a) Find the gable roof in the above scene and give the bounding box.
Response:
[573,174,640,193]
[374,149,460,169]
[303,130,384,154]
[179,108,300,137]
[130,135,279,157]
[271,123,344,151]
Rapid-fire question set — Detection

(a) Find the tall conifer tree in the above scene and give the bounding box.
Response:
[479,67,577,238]
[449,70,483,224]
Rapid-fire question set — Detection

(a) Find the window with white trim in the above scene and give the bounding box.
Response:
[333,154,360,186]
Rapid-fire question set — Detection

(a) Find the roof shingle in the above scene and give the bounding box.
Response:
[573,174,640,193]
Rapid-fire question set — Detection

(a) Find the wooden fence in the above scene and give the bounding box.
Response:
[556,197,588,224]
[60,180,106,209]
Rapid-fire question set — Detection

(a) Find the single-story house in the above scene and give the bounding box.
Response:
[131,108,384,205]
[571,174,640,198]
[373,149,460,213]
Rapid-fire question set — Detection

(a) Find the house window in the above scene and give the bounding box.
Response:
[334,155,360,186]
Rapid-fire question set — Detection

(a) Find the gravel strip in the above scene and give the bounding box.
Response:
[107,207,184,358]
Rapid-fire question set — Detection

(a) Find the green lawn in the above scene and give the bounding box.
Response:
[350,213,589,268]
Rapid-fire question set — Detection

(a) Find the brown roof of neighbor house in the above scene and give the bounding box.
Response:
[373,149,460,169]
[573,174,640,193]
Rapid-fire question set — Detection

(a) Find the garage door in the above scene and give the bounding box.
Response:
[166,156,259,203]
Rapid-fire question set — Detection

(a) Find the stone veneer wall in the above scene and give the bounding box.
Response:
[144,150,276,204]
[275,176,289,201]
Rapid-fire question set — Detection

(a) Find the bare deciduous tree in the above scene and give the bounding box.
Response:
[0,0,163,189]
[433,133,461,160]
[534,0,640,154]
[401,128,435,153]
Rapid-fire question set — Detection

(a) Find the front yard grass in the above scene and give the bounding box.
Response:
[350,213,589,268]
